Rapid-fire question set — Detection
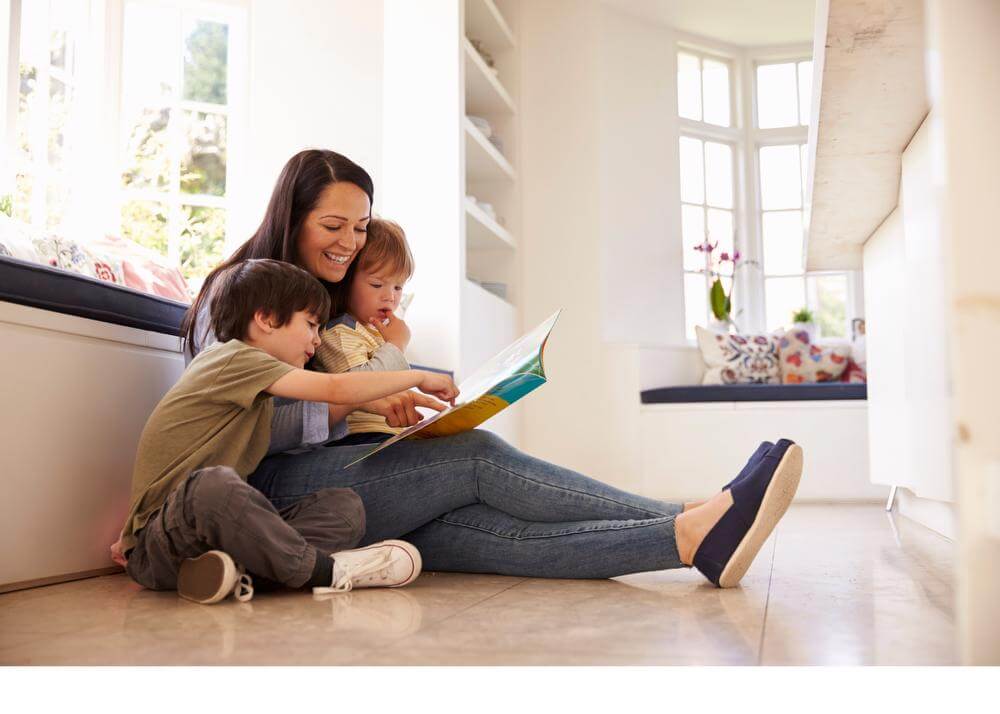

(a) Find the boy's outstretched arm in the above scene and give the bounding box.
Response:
[266,368,459,406]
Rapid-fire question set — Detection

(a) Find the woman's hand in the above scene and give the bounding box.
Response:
[416,371,459,404]
[362,390,450,428]
[367,312,411,351]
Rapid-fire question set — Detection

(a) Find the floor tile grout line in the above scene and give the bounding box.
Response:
[755,530,778,666]
[346,577,532,662]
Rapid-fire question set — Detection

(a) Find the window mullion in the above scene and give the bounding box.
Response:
[168,7,184,265]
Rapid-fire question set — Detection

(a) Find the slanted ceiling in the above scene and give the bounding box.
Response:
[806,0,928,270]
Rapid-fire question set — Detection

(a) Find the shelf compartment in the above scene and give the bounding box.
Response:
[463,276,516,314]
[465,0,516,52]
[465,197,515,251]
[463,36,516,116]
[464,116,515,182]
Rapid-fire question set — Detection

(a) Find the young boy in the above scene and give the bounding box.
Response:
[315,219,417,441]
[112,258,459,604]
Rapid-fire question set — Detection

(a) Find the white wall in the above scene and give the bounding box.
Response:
[520,0,642,492]
[230,0,385,245]
[926,0,1000,665]
[380,0,462,375]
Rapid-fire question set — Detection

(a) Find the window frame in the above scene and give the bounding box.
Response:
[675,44,744,338]
[1,0,249,321]
[674,38,860,344]
[116,0,248,293]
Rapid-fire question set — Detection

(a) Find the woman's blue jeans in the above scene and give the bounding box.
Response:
[248,429,685,579]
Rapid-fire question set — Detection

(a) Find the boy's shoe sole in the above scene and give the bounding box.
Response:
[178,551,239,604]
[717,443,803,588]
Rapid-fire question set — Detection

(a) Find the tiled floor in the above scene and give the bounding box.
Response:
[0,504,956,665]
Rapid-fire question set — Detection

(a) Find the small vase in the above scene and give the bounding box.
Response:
[792,321,817,342]
[709,317,733,334]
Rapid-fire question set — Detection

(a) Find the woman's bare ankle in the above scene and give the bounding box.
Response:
[675,491,734,566]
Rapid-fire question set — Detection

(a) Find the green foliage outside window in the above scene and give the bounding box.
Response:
[183,21,228,104]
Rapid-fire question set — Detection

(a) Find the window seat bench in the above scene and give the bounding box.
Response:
[641,382,867,404]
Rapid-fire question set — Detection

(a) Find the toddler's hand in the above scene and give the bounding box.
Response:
[416,371,459,405]
[367,312,411,351]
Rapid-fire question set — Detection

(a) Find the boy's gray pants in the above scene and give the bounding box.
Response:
[125,466,366,591]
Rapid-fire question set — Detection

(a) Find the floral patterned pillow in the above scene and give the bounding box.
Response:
[695,325,782,385]
[779,329,850,383]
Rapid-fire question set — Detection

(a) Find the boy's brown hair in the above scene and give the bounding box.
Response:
[209,258,331,342]
[355,218,415,280]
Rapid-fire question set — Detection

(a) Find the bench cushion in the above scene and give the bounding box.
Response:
[641,383,867,404]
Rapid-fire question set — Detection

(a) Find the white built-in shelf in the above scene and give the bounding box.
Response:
[464,276,516,312]
[464,116,515,182]
[465,196,516,251]
[466,0,515,52]
[463,36,516,116]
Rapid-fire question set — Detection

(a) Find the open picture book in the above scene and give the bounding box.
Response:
[344,309,562,467]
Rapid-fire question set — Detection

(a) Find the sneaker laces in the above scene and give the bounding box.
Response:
[312,550,395,595]
[233,567,254,602]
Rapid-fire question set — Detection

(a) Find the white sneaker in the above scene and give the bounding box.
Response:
[313,540,422,594]
[177,550,254,604]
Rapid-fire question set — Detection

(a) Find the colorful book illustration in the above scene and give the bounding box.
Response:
[345,309,562,467]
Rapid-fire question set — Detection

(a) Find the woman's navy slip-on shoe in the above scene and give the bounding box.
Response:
[722,441,774,491]
[694,438,803,588]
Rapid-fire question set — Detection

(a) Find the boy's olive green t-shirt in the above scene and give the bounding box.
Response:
[119,339,295,553]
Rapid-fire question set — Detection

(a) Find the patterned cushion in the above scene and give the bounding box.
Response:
[0,215,43,262]
[838,357,867,384]
[695,325,782,385]
[779,329,850,383]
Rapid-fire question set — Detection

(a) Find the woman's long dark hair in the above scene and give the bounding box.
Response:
[181,149,374,349]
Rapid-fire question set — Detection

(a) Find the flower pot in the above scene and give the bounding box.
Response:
[792,321,817,342]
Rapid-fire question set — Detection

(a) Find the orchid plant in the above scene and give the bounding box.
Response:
[692,239,759,332]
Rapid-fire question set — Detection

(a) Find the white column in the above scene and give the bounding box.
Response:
[926,0,1000,665]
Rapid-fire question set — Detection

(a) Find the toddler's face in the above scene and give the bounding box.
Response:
[348,266,406,326]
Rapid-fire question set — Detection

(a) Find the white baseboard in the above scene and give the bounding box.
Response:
[895,487,956,540]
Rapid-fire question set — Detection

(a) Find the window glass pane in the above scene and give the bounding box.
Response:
[702,59,730,127]
[679,136,704,204]
[121,4,177,192]
[122,4,177,107]
[121,200,170,255]
[681,204,706,271]
[762,211,804,275]
[121,107,172,190]
[46,181,70,230]
[180,205,227,293]
[48,77,71,168]
[704,141,733,209]
[807,274,848,338]
[677,52,701,121]
[797,61,813,125]
[707,208,734,275]
[183,19,229,105]
[759,144,802,210]
[16,63,38,163]
[765,276,806,332]
[756,62,798,128]
[684,272,708,340]
[14,173,34,224]
[181,111,227,196]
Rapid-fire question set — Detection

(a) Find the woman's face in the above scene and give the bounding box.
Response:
[296,181,371,283]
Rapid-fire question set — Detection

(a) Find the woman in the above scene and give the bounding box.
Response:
[184,149,803,587]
